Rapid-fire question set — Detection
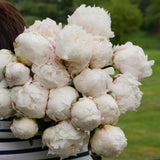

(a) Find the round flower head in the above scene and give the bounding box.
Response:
[25,18,62,48]
[68,4,114,38]
[14,32,54,66]
[46,86,79,121]
[10,117,38,139]
[42,120,89,159]
[93,94,120,125]
[31,58,70,89]
[111,72,143,114]
[113,42,154,80]
[0,79,8,88]
[4,62,30,87]
[90,125,127,158]
[71,97,101,131]
[73,68,113,97]
[0,49,17,81]
[55,25,93,77]
[11,81,48,118]
[90,36,113,69]
[0,87,14,119]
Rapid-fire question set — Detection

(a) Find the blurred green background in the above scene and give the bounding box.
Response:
[7,0,160,159]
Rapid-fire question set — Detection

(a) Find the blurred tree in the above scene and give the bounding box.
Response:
[100,0,142,44]
[8,0,74,26]
[144,0,160,33]
[57,0,73,23]
[73,0,100,9]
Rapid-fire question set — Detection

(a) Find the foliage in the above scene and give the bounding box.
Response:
[8,0,73,26]
[144,0,160,33]
[100,0,142,44]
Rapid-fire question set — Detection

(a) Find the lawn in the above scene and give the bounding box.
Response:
[103,33,160,160]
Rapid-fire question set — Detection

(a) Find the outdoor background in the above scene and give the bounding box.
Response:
[8,0,160,160]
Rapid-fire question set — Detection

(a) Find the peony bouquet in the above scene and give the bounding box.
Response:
[0,4,154,160]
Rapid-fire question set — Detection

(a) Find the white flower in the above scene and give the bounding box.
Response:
[32,58,70,89]
[111,72,143,114]
[0,79,8,88]
[10,117,38,139]
[68,4,114,38]
[90,125,127,158]
[4,62,30,87]
[93,94,120,125]
[42,120,89,159]
[73,68,113,97]
[90,36,113,69]
[0,87,14,119]
[55,25,93,77]
[14,32,54,66]
[46,86,79,121]
[0,49,17,81]
[25,18,62,47]
[71,97,101,131]
[10,82,48,118]
[113,42,154,80]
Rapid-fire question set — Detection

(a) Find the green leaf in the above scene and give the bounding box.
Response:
[2,66,6,78]
[29,139,33,146]
[14,112,24,119]
[13,42,17,49]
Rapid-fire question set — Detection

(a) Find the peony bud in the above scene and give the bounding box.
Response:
[113,42,154,80]
[31,58,70,89]
[46,86,79,121]
[68,4,114,38]
[90,36,113,69]
[0,49,17,81]
[55,25,93,77]
[73,68,113,97]
[90,125,127,158]
[14,32,54,66]
[93,94,120,125]
[10,81,48,118]
[42,120,89,159]
[111,72,143,114]
[71,97,101,131]
[25,18,62,47]
[10,117,38,139]
[5,62,30,87]
[0,87,14,119]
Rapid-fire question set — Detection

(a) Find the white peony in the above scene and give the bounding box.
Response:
[46,86,79,121]
[0,49,17,81]
[111,72,143,114]
[71,97,101,131]
[55,25,93,77]
[10,81,48,118]
[90,125,127,158]
[93,94,120,125]
[113,42,154,80]
[25,18,62,47]
[32,58,70,89]
[73,68,113,97]
[90,36,113,69]
[10,117,38,139]
[4,62,30,87]
[14,32,54,66]
[0,87,14,119]
[68,4,114,38]
[42,120,89,159]
[0,79,8,88]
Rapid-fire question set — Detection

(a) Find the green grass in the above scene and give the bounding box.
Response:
[125,31,160,50]
[103,43,160,160]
